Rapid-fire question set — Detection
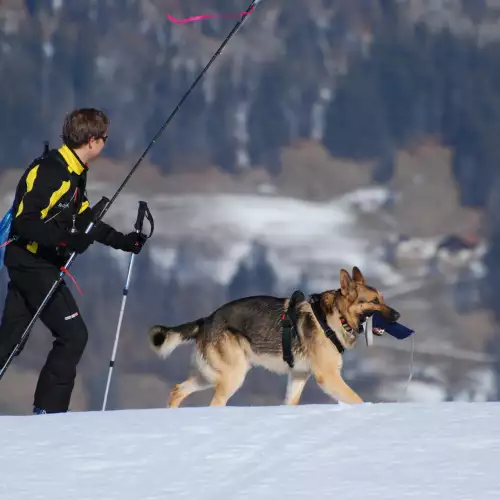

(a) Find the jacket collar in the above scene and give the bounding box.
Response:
[58,144,88,175]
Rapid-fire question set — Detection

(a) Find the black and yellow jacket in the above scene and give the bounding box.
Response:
[6,144,130,269]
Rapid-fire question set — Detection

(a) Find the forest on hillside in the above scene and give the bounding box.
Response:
[4,1,500,312]
[3,0,500,407]
[0,1,499,208]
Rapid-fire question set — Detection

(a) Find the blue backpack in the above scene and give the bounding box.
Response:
[0,205,13,272]
[0,141,50,272]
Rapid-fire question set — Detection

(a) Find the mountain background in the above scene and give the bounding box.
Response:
[1,0,500,413]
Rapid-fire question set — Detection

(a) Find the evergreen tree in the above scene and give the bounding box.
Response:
[323,62,390,160]
[227,241,277,300]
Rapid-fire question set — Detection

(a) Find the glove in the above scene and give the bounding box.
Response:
[89,221,148,254]
[60,232,95,254]
[119,231,148,254]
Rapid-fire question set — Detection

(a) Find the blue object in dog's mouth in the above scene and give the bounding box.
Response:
[372,312,415,340]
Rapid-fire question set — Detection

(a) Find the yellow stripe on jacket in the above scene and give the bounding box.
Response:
[15,165,39,218]
[40,181,71,220]
[78,200,90,215]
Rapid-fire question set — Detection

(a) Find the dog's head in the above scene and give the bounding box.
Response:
[335,266,400,334]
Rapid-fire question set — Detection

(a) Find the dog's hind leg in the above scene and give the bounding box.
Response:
[210,358,249,407]
[210,366,248,406]
[207,333,250,407]
[167,374,211,408]
[285,372,310,405]
[211,374,246,407]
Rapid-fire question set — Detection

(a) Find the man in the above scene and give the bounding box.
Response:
[0,108,148,414]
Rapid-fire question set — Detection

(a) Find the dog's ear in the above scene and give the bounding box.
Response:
[340,269,356,297]
[352,266,365,285]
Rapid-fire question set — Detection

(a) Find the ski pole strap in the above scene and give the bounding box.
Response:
[135,201,154,238]
[144,204,154,238]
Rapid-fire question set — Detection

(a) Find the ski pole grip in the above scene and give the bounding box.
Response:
[92,196,110,223]
[135,201,148,233]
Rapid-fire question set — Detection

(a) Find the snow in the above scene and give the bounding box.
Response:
[1,184,403,291]
[96,186,401,290]
[1,402,500,499]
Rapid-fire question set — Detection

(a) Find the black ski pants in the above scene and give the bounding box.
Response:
[0,265,88,413]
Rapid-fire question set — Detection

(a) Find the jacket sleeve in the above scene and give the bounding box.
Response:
[76,194,131,250]
[75,193,95,230]
[12,163,70,247]
[93,221,135,250]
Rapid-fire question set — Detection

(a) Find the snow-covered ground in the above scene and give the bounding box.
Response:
[1,402,500,499]
[89,186,402,290]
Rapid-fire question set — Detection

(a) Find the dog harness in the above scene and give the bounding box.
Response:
[309,297,345,355]
[281,290,345,369]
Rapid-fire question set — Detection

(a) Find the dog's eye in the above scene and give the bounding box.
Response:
[372,297,380,304]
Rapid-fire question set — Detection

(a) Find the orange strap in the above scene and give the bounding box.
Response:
[60,266,83,295]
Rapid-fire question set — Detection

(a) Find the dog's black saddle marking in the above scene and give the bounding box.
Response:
[281,290,305,368]
[281,290,346,369]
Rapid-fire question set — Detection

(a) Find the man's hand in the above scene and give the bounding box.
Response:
[120,231,148,254]
[85,220,149,254]
[60,232,95,254]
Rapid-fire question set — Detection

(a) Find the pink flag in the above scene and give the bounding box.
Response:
[167,6,255,24]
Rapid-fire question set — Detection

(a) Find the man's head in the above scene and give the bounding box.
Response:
[61,108,109,163]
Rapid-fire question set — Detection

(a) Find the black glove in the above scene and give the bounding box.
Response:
[118,231,148,254]
[60,232,95,254]
[89,221,149,254]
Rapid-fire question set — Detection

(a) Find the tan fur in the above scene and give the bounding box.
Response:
[168,332,251,408]
[287,299,363,404]
[149,266,399,408]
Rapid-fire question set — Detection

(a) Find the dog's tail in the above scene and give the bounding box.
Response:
[148,319,202,359]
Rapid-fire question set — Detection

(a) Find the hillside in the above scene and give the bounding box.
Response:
[0,141,496,414]
[1,0,500,412]
[1,402,500,499]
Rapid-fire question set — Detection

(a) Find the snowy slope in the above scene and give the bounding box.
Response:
[2,403,500,499]
[88,186,401,290]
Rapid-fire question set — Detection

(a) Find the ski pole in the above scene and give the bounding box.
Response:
[0,0,262,381]
[94,0,263,225]
[101,201,154,411]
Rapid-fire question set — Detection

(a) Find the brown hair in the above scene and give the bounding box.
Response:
[61,108,109,148]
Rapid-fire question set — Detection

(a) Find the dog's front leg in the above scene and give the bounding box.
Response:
[314,370,364,404]
[285,371,310,405]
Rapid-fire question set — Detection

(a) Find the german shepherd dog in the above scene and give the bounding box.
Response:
[148,267,400,408]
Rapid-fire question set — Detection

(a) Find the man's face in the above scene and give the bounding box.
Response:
[88,134,108,161]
